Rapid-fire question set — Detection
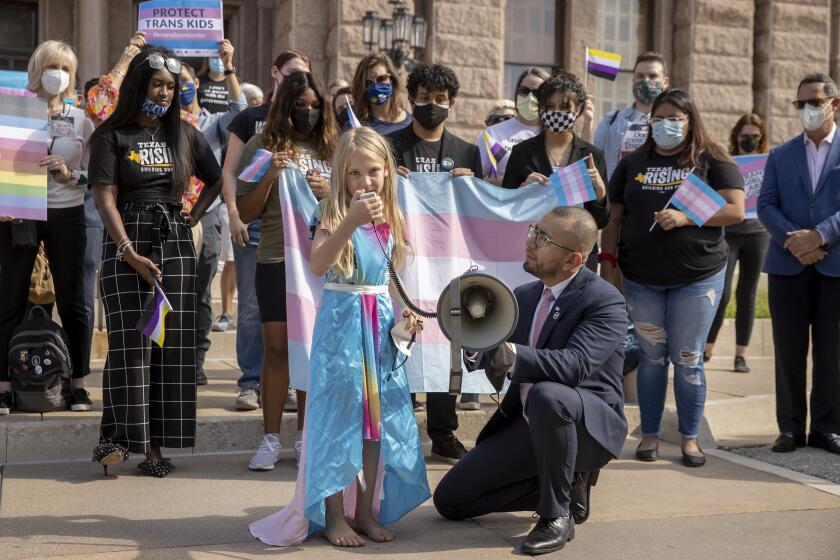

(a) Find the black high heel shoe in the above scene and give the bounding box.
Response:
[92,442,129,476]
[635,441,659,462]
[137,458,174,478]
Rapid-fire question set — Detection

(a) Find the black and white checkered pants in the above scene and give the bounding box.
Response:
[98,202,197,454]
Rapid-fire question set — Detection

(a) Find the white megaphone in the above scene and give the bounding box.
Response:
[436,269,519,395]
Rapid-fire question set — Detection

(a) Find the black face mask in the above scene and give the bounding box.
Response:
[738,136,760,154]
[413,102,449,130]
[336,108,350,129]
[292,107,320,136]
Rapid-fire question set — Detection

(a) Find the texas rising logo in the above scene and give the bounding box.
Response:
[128,141,174,174]
[634,166,691,193]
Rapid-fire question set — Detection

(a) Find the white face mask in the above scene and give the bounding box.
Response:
[41,69,70,96]
[799,102,829,132]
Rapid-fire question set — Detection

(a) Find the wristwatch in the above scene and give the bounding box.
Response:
[224,67,236,76]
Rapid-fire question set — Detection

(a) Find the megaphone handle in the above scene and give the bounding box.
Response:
[448,276,463,395]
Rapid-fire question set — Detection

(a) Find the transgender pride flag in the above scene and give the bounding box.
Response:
[279,166,566,393]
[670,173,727,226]
[549,157,597,206]
[238,149,273,182]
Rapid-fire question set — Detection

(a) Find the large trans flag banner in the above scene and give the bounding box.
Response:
[280,167,567,393]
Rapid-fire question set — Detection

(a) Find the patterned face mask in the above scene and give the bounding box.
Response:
[540,110,577,134]
[141,97,169,120]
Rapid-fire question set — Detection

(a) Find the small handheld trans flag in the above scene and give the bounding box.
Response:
[237,149,273,182]
[585,48,622,81]
[136,280,173,348]
[669,173,727,226]
[483,130,507,177]
[346,102,362,129]
[548,157,598,206]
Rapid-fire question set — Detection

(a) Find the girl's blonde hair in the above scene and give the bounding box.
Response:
[323,127,409,279]
[27,40,78,100]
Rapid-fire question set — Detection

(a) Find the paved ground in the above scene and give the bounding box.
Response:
[2,438,839,560]
[730,445,840,484]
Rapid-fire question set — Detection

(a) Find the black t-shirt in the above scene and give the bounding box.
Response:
[609,150,744,285]
[413,138,443,171]
[227,102,269,143]
[88,124,221,204]
[198,76,229,114]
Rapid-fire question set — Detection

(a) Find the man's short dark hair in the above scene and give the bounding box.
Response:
[536,71,587,115]
[407,64,460,101]
[798,73,839,98]
[634,51,668,76]
[548,206,597,254]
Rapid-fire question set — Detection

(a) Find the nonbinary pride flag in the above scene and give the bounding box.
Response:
[238,149,273,182]
[586,48,622,81]
[549,157,597,206]
[136,281,173,347]
[0,93,48,220]
[670,173,727,226]
[482,131,507,178]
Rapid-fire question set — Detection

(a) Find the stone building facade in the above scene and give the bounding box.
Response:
[2,0,838,145]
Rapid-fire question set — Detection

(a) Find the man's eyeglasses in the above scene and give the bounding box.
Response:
[792,98,833,110]
[650,116,687,125]
[527,225,577,252]
[144,53,181,75]
[365,73,392,87]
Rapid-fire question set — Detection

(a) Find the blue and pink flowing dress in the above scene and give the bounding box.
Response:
[250,207,430,546]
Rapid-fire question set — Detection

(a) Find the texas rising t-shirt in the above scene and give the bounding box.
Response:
[88,124,221,204]
[609,149,743,285]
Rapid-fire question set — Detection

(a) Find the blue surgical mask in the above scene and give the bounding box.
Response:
[651,119,685,150]
[141,97,169,120]
[179,82,196,106]
[209,57,225,74]
[365,82,393,106]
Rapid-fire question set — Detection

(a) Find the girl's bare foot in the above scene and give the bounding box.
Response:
[355,512,395,543]
[324,515,365,547]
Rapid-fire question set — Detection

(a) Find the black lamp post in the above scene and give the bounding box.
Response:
[361,2,427,69]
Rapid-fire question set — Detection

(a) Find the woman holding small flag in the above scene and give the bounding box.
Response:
[502,72,610,270]
[600,89,744,467]
[87,46,223,477]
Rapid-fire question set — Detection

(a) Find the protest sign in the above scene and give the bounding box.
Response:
[734,154,768,220]
[138,0,224,57]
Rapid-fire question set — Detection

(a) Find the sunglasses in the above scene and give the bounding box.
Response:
[485,114,515,127]
[517,86,537,97]
[365,73,392,87]
[792,98,833,110]
[527,225,578,252]
[144,53,181,75]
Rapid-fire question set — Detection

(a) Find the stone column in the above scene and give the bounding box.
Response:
[671,0,755,144]
[754,0,831,145]
[107,0,136,76]
[562,0,600,78]
[422,0,505,141]
[74,0,109,84]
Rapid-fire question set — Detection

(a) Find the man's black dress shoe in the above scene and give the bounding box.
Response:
[521,515,575,556]
[570,470,599,524]
[808,432,840,455]
[771,433,806,453]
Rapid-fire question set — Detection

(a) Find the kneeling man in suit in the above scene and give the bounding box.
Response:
[433,206,628,556]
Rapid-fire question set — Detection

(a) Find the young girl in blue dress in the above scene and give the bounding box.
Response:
[250,126,430,547]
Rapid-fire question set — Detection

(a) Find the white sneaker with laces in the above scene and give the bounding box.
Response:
[249,433,281,471]
[294,430,303,467]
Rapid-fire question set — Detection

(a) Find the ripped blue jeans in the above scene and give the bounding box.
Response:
[623,268,725,439]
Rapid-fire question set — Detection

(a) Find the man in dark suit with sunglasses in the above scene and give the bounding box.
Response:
[433,207,628,556]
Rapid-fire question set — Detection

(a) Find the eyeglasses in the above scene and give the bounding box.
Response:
[365,73,392,87]
[527,225,577,252]
[485,114,515,127]
[792,98,833,110]
[143,53,181,75]
[517,86,537,97]
[650,116,687,125]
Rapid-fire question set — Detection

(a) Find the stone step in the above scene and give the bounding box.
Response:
[0,358,781,464]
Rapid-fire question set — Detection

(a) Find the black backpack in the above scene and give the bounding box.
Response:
[8,306,73,412]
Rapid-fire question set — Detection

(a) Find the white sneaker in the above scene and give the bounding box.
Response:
[249,433,281,471]
[294,430,303,467]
